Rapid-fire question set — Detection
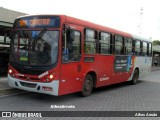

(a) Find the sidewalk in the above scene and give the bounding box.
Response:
[0,67,160,96]
[0,76,25,96]
[151,66,160,71]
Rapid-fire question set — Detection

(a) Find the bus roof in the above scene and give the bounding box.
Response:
[64,15,132,38]
[131,34,151,42]
[64,15,151,42]
[15,14,151,42]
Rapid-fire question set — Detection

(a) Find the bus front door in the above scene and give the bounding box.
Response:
[60,26,83,95]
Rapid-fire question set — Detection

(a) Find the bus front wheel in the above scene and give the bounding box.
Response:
[130,69,139,85]
[81,74,93,97]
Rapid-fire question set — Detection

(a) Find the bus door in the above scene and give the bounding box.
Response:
[60,25,83,95]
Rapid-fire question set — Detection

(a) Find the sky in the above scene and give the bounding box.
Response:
[0,0,160,41]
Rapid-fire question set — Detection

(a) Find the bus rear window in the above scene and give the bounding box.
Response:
[14,16,60,28]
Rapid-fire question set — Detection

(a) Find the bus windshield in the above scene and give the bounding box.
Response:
[10,30,59,66]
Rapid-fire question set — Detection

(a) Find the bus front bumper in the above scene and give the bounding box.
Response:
[8,74,59,96]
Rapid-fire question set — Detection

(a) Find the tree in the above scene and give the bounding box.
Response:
[153,40,160,45]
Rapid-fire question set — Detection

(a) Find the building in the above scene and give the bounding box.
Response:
[0,7,27,74]
[0,7,27,45]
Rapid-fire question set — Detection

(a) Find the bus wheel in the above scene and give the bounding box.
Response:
[81,74,93,97]
[130,69,139,85]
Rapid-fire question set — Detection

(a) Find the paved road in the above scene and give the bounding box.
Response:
[0,71,160,119]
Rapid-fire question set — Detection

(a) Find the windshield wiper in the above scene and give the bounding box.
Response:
[35,28,47,41]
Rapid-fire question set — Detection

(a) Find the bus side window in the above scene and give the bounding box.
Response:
[62,30,81,62]
[135,40,141,56]
[115,35,123,55]
[148,43,152,56]
[84,29,96,54]
[124,38,132,55]
[142,42,147,56]
[99,32,111,54]
[69,31,81,61]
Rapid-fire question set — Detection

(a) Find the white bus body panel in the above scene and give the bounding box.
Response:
[128,56,152,81]
[8,74,59,96]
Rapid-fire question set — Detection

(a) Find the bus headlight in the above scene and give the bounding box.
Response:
[45,74,54,82]
[9,69,13,74]
[8,69,15,77]
[49,74,54,79]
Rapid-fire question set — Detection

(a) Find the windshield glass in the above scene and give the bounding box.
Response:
[10,30,59,66]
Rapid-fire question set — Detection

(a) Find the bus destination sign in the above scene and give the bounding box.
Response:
[19,19,50,27]
[14,16,60,28]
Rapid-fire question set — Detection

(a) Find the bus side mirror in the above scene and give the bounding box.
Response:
[63,24,75,41]
[67,30,75,41]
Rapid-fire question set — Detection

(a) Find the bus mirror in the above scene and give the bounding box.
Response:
[67,30,75,41]
[64,24,70,30]
[63,24,75,41]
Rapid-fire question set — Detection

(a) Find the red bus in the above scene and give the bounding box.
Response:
[8,15,152,96]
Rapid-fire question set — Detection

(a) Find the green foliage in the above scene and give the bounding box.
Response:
[153,40,160,45]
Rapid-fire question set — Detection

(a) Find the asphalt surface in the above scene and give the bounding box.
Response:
[0,75,25,96]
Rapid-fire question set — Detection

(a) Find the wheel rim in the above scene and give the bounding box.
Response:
[82,75,93,96]
[84,80,91,91]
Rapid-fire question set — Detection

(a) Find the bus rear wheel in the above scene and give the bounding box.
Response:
[81,74,93,97]
[130,69,139,85]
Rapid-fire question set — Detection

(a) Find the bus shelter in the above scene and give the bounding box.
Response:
[0,7,27,74]
[0,7,27,45]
